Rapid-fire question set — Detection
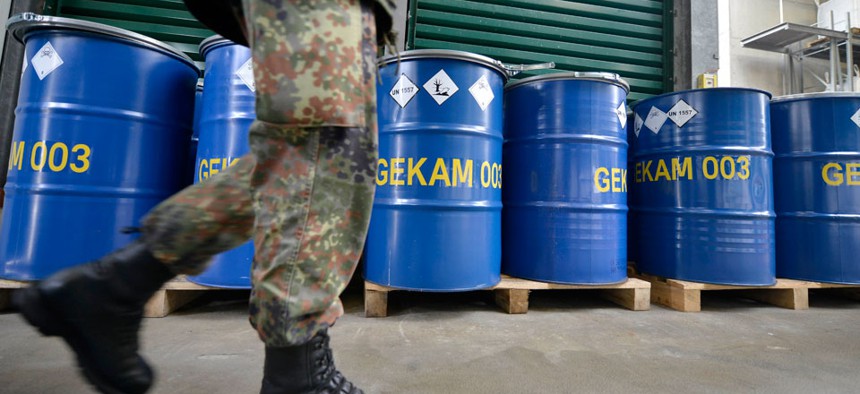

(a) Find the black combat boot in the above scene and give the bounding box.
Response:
[260,329,364,394]
[14,240,175,394]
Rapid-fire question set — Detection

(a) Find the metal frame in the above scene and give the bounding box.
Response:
[742,17,860,94]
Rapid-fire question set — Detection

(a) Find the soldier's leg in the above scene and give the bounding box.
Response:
[239,0,378,392]
[141,153,256,273]
[14,155,257,394]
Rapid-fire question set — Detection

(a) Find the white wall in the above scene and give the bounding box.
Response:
[718,0,823,96]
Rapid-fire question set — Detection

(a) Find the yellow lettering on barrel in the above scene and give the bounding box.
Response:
[209,158,221,177]
[621,169,627,191]
[594,167,610,192]
[199,159,209,181]
[9,141,24,171]
[847,163,860,186]
[635,162,643,183]
[654,159,670,181]
[672,157,692,180]
[70,144,91,173]
[703,156,719,180]
[390,157,405,186]
[642,160,654,182]
[822,162,843,186]
[376,158,388,186]
[429,158,451,187]
[48,142,69,172]
[481,161,491,188]
[720,156,736,179]
[737,156,751,180]
[611,168,623,192]
[407,157,427,186]
[492,163,501,188]
[452,159,473,187]
[30,141,47,171]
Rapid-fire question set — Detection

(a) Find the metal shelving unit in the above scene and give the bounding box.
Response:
[742,17,860,94]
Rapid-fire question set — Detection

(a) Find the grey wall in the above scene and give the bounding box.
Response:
[674,0,721,91]
[0,1,12,56]
[394,0,408,52]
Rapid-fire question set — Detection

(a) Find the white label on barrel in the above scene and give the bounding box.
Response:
[389,74,419,108]
[468,75,494,111]
[644,106,667,134]
[667,100,699,127]
[235,58,256,92]
[851,108,860,128]
[31,42,64,81]
[634,113,644,137]
[616,103,627,128]
[423,70,458,105]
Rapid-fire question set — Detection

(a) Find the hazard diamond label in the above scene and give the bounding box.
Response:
[644,106,668,134]
[423,69,459,105]
[634,113,644,138]
[31,42,64,81]
[469,75,494,111]
[616,102,627,128]
[235,58,256,92]
[667,99,699,127]
[389,74,419,108]
[851,108,860,128]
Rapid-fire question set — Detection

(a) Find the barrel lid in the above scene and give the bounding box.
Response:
[6,13,198,73]
[771,91,860,103]
[504,71,630,93]
[632,87,773,110]
[378,49,509,79]
[199,35,236,57]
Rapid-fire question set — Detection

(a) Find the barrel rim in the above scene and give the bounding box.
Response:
[771,91,860,103]
[199,34,236,57]
[6,13,199,73]
[377,49,508,79]
[504,71,630,93]
[633,87,773,110]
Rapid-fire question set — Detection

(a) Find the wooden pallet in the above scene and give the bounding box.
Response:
[635,273,812,312]
[0,277,213,318]
[143,276,213,318]
[364,275,651,317]
[806,281,860,302]
[0,279,27,311]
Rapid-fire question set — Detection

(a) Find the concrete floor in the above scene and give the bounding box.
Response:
[2,288,860,394]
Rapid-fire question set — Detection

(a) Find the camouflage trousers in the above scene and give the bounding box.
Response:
[140,0,378,347]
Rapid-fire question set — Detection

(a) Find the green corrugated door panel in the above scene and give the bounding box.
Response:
[53,0,214,62]
[408,0,672,100]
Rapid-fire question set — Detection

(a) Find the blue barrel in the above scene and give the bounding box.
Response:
[626,112,638,266]
[186,36,255,288]
[0,14,199,280]
[187,80,204,184]
[365,50,506,291]
[771,93,860,284]
[502,72,630,284]
[630,88,776,286]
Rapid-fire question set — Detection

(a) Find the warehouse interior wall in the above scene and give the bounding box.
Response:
[718,0,825,96]
[1,1,12,55]
[674,0,720,91]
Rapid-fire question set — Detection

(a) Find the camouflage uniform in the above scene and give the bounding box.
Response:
[140,0,382,346]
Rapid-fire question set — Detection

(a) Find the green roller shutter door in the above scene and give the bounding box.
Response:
[407,0,673,101]
[47,0,213,64]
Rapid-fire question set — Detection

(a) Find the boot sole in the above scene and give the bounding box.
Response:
[13,287,151,394]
